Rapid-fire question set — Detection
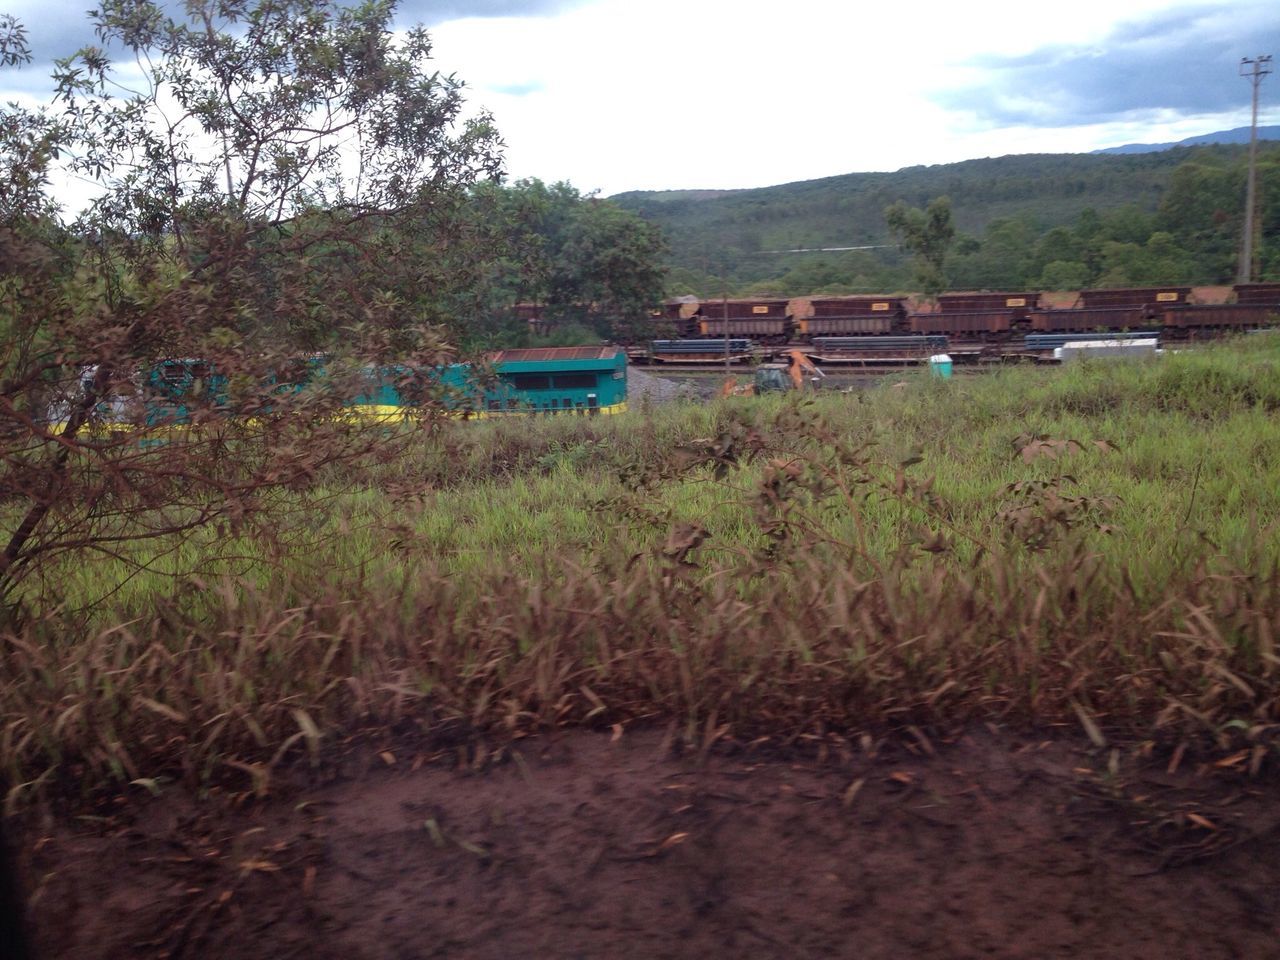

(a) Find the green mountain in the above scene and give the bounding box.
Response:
[609,144,1278,296]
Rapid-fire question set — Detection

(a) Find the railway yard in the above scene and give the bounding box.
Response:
[626,282,1280,368]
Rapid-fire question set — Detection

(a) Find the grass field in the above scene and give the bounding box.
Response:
[4,338,1280,806]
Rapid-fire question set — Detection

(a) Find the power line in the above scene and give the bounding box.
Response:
[761,244,891,254]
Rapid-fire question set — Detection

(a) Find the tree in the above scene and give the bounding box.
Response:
[1,16,62,225]
[48,0,503,347]
[1095,232,1195,287]
[884,196,955,296]
[1038,260,1090,291]
[554,198,668,340]
[0,1,504,616]
[480,179,667,342]
[1156,155,1280,283]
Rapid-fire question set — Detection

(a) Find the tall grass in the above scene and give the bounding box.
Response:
[3,339,1280,804]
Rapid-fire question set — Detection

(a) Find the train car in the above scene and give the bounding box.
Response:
[1077,287,1190,310]
[937,292,1040,319]
[649,339,754,363]
[141,359,232,425]
[141,359,439,425]
[1030,307,1151,332]
[648,300,692,339]
[909,292,1039,337]
[1232,283,1280,306]
[646,284,1280,350]
[139,348,628,425]
[697,299,791,341]
[808,335,947,362]
[910,311,1012,336]
[1159,303,1279,332]
[651,301,684,323]
[797,296,908,337]
[1030,289,1184,332]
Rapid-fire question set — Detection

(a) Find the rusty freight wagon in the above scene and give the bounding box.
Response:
[652,297,703,338]
[1232,283,1280,306]
[1030,306,1155,332]
[1160,303,1280,331]
[937,292,1040,318]
[697,299,791,341]
[1077,287,1191,309]
[1032,287,1191,332]
[646,300,690,339]
[797,297,908,337]
[1158,283,1280,330]
[910,292,1039,337]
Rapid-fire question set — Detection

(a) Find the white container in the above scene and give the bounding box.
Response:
[1059,339,1159,361]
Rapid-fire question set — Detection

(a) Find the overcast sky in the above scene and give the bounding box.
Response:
[3,0,1278,196]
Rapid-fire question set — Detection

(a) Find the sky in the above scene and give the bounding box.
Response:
[2,0,1278,197]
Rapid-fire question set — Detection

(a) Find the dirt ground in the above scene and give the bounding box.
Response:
[13,727,1280,959]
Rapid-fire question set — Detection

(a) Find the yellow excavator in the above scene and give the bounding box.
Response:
[720,349,826,397]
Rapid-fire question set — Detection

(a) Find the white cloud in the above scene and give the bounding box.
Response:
[425,0,1277,192]
[5,0,1277,199]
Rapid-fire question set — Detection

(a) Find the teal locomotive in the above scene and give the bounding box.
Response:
[137,346,628,426]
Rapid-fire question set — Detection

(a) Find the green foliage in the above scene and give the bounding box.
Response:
[1038,259,1090,291]
[0,1,507,612]
[885,196,956,296]
[948,213,1039,291]
[18,0,506,353]
[471,179,668,345]
[1096,232,1196,287]
[613,145,1280,296]
[0,16,61,223]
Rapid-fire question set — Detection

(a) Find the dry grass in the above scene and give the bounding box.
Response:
[3,340,1280,806]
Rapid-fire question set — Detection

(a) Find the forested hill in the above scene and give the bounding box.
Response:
[611,150,1213,258]
[609,144,1279,297]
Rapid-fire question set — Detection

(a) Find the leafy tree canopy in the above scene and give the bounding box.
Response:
[885,196,955,296]
[473,179,667,344]
[0,0,508,610]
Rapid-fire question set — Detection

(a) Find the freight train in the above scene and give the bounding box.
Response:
[636,283,1280,364]
[649,282,1280,348]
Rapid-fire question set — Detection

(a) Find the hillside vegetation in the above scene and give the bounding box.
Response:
[612,145,1280,298]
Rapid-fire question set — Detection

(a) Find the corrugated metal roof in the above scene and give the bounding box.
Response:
[490,346,623,363]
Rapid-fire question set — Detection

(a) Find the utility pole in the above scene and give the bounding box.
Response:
[703,243,732,375]
[722,267,730,375]
[1238,55,1272,285]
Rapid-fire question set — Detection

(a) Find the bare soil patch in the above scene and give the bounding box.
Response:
[15,728,1280,959]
